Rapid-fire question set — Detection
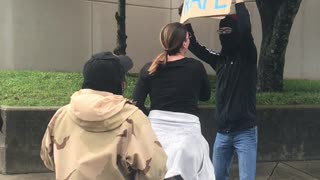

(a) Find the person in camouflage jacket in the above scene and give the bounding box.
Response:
[40,52,167,180]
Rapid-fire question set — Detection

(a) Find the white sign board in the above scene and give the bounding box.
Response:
[180,0,232,23]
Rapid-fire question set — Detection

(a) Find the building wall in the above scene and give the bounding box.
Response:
[0,0,92,72]
[0,0,319,79]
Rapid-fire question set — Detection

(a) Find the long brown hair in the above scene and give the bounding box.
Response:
[148,22,188,74]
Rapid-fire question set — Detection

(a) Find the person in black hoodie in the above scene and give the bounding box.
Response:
[180,0,258,179]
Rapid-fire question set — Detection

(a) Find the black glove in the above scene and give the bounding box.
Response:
[184,23,194,35]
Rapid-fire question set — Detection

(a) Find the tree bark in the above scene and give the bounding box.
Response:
[256,0,301,92]
[114,0,127,55]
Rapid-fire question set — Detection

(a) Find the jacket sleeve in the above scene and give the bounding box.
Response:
[132,64,151,115]
[40,108,64,171]
[185,23,219,71]
[236,2,258,64]
[236,3,251,35]
[40,128,55,171]
[125,113,167,180]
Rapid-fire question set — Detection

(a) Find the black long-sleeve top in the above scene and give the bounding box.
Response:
[132,58,211,116]
[186,3,258,133]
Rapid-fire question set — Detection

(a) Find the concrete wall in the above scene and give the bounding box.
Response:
[0,106,57,174]
[0,0,319,79]
[199,106,320,162]
[0,0,172,73]
[1,105,320,174]
[285,0,320,80]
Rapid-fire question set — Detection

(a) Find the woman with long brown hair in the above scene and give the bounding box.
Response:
[133,22,215,180]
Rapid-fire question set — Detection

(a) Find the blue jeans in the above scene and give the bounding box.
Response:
[213,127,258,180]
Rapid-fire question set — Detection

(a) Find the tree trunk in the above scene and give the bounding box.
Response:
[256,0,301,92]
[114,0,127,55]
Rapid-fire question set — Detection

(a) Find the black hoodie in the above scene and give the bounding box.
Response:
[186,3,257,133]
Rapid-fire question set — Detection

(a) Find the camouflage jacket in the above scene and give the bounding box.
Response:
[41,89,167,180]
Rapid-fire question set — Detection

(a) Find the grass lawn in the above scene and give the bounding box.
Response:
[0,71,320,106]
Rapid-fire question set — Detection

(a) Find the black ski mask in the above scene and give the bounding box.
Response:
[219,15,239,55]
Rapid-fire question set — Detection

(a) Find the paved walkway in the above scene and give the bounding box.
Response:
[0,161,319,180]
[230,160,320,180]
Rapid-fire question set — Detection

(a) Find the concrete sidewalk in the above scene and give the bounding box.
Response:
[0,161,319,180]
[230,160,320,180]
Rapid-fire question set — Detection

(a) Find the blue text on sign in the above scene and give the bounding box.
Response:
[183,0,228,14]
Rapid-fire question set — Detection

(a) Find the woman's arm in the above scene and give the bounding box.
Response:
[199,62,211,101]
[132,64,151,115]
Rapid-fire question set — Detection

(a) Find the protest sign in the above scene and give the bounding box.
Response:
[180,0,232,23]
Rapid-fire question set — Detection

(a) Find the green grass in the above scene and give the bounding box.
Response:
[257,80,320,105]
[0,71,320,106]
[0,71,82,106]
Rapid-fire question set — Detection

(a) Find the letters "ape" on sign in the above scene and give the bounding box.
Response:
[180,0,232,23]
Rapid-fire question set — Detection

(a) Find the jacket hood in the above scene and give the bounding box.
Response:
[67,89,138,132]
